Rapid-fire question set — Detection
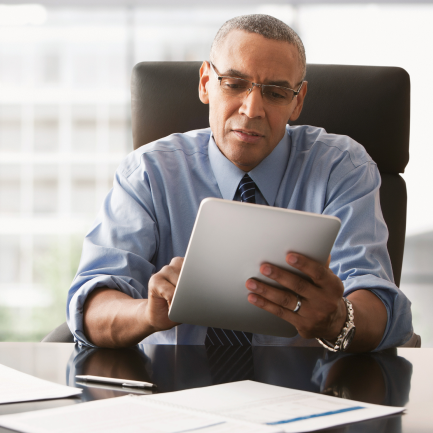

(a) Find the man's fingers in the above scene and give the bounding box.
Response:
[248,254,346,340]
[149,257,184,303]
[170,256,185,269]
[149,273,176,303]
[148,274,180,329]
[247,292,300,325]
[259,263,313,298]
[145,257,185,333]
[246,278,300,311]
[286,253,331,287]
[156,256,184,287]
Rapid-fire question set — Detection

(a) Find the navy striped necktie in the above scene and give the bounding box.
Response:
[238,173,256,204]
[205,173,256,348]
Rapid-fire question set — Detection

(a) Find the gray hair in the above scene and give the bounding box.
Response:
[210,14,306,81]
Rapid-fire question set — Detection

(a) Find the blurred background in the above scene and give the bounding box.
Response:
[0,0,432,345]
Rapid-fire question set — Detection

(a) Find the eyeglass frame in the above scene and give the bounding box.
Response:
[208,61,304,105]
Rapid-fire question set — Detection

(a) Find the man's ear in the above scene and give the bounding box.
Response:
[289,81,308,121]
[199,61,211,105]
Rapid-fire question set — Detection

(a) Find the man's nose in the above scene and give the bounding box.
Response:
[239,85,265,119]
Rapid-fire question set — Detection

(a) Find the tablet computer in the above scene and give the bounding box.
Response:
[169,198,341,338]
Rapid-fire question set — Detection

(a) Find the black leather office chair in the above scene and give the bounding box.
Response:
[44,61,417,345]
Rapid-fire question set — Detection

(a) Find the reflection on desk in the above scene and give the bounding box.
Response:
[65,344,413,433]
[0,343,427,433]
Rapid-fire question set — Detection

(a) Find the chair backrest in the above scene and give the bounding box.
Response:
[131,62,410,286]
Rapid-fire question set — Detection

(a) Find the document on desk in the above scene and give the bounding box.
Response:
[148,380,405,432]
[0,364,81,404]
[0,395,279,433]
[0,380,404,433]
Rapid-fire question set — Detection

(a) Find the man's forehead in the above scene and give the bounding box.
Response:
[213,30,301,83]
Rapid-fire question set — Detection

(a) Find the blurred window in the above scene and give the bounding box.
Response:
[33,179,58,214]
[34,105,59,153]
[0,119,21,152]
[0,53,22,86]
[107,54,127,88]
[40,53,60,85]
[0,179,20,214]
[33,235,53,284]
[71,179,97,215]
[0,105,21,152]
[0,164,20,214]
[33,165,58,214]
[0,235,20,284]
[73,54,99,87]
[71,163,97,215]
[34,119,59,153]
[108,118,128,153]
[71,106,97,152]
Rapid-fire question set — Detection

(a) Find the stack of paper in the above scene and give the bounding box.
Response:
[0,364,82,405]
[0,380,403,433]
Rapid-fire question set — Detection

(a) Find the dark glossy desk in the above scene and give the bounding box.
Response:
[0,343,431,432]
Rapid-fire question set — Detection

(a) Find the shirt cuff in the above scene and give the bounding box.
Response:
[343,274,413,351]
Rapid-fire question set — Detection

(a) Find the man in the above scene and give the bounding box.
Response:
[67,14,413,351]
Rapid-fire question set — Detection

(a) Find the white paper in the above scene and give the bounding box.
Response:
[0,395,280,433]
[0,363,81,405]
[0,380,404,433]
[148,380,405,432]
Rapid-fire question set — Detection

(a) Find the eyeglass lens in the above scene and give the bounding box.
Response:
[219,77,294,106]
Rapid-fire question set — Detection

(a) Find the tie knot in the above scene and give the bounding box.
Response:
[238,174,256,204]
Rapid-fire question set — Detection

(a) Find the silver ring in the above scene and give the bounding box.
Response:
[292,296,302,313]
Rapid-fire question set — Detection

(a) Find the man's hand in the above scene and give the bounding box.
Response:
[245,253,387,352]
[83,257,183,348]
[146,257,183,333]
[246,253,347,341]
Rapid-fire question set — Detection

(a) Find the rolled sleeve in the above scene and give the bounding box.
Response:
[343,275,413,350]
[67,168,158,347]
[325,161,413,350]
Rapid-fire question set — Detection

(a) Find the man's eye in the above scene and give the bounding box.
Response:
[223,79,248,89]
[264,89,290,100]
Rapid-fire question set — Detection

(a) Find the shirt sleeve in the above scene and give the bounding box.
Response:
[324,160,413,350]
[67,167,159,347]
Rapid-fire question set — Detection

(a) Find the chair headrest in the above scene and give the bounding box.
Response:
[131,62,409,174]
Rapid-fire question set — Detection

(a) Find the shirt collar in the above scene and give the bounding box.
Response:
[208,128,290,206]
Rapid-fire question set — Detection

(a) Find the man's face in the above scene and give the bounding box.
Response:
[199,30,308,172]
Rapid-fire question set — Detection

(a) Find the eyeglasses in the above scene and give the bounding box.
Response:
[209,62,303,107]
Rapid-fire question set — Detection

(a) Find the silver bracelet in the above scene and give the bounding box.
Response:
[316,297,356,352]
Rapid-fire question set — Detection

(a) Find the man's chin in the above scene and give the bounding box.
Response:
[226,150,263,171]
[215,136,267,170]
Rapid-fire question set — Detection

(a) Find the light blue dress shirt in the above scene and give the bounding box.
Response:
[67,125,413,350]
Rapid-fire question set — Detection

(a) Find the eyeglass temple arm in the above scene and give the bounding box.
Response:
[294,81,304,95]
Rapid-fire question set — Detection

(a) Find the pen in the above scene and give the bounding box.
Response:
[75,375,156,388]
[75,381,154,395]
